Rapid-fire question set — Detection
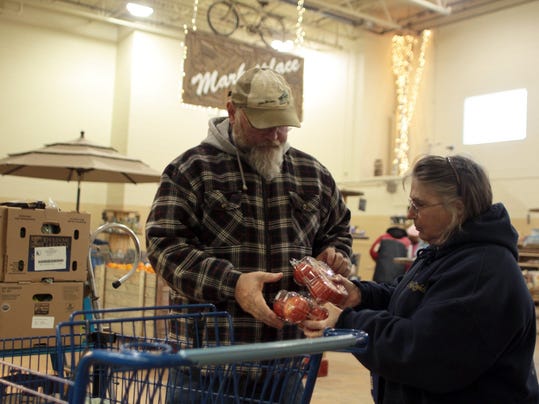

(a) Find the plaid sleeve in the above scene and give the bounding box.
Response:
[145,147,243,303]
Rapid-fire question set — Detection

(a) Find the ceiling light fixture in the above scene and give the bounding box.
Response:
[126,2,154,18]
[271,39,294,52]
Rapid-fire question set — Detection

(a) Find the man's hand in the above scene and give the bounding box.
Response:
[317,247,352,278]
[235,272,284,329]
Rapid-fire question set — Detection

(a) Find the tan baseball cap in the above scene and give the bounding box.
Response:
[230,67,301,129]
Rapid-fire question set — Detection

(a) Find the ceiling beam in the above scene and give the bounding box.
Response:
[289,0,403,30]
[406,0,452,15]
[399,0,535,31]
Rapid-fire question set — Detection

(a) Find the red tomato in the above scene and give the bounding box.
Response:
[308,304,329,321]
[291,256,349,306]
[282,295,310,323]
[308,275,347,305]
[273,299,285,318]
[293,261,314,285]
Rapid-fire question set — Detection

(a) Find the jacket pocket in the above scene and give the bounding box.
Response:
[289,191,321,247]
[201,190,244,246]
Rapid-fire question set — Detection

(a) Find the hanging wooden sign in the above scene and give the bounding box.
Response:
[182,31,304,120]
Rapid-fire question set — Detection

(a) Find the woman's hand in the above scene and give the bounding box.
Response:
[301,302,342,338]
[332,274,362,308]
[316,247,352,278]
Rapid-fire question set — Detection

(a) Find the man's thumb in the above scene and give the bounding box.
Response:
[263,272,284,283]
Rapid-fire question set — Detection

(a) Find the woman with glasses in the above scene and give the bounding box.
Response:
[302,154,539,403]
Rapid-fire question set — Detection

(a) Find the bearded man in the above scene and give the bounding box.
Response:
[145,67,353,402]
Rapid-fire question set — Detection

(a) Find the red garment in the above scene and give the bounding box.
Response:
[369,227,412,261]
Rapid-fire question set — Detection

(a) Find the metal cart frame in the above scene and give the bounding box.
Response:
[0,304,367,403]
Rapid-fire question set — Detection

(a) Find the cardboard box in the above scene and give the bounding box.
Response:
[94,264,158,336]
[0,207,90,282]
[0,281,84,342]
[95,265,157,308]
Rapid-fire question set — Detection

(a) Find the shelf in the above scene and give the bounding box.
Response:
[338,176,402,194]
[527,209,539,225]
[520,262,539,270]
[340,189,364,198]
[102,209,141,234]
[520,252,539,259]
[340,189,365,206]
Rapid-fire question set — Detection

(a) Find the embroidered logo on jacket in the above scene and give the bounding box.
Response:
[407,281,426,293]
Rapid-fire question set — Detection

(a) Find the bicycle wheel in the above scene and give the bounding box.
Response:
[207,1,239,37]
[259,14,286,48]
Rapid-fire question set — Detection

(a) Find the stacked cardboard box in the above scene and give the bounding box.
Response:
[0,206,89,342]
[94,264,158,335]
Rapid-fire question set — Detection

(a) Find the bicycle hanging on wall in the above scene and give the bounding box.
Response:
[207,0,286,48]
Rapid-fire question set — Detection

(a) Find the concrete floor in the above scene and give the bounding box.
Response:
[310,351,373,404]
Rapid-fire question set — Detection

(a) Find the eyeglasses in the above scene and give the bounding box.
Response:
[408,199,444,216]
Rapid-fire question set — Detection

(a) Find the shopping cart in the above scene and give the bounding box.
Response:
[0,304,225,402]
[70,329,367,403]
[0,223,369,402]
[0,304,368,403]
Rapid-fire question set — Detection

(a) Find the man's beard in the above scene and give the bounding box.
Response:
[233,122,285,181]
[246,146,284,181]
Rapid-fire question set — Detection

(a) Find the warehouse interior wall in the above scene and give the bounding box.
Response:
[0,2,538,279]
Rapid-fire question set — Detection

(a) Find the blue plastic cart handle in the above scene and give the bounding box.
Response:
[124,331,369,366]
[178,333,366,365]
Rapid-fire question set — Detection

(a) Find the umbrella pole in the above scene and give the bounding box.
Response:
[76,179,81,212]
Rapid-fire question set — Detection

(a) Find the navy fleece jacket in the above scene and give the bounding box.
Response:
[338,203,539,403]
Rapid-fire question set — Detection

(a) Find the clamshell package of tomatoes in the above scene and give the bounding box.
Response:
[273,290,329,324]
[291,256,348,306]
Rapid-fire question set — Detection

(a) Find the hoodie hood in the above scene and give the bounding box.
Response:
[441,202,519,260]
[202,117,237,155]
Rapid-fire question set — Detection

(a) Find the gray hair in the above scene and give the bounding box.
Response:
[405,154,492,244]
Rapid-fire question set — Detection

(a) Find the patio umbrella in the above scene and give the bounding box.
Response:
[0,131,162,211]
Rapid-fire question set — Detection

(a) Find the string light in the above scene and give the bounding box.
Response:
[391,30,432,176]
[295,0,305,47]
[191,0,199,32]
[180,0,198,103]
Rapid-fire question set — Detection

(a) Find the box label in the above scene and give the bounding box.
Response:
[34,246,67,271]
[34,302,50,315]
[28,236,71,272]
[31,316,55,329]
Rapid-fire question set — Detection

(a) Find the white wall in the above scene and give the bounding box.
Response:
[350,1,539,223]
[1,1,538,227]
[0,15,117,210]
[418,1,539,218]
[0,6,395,216]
